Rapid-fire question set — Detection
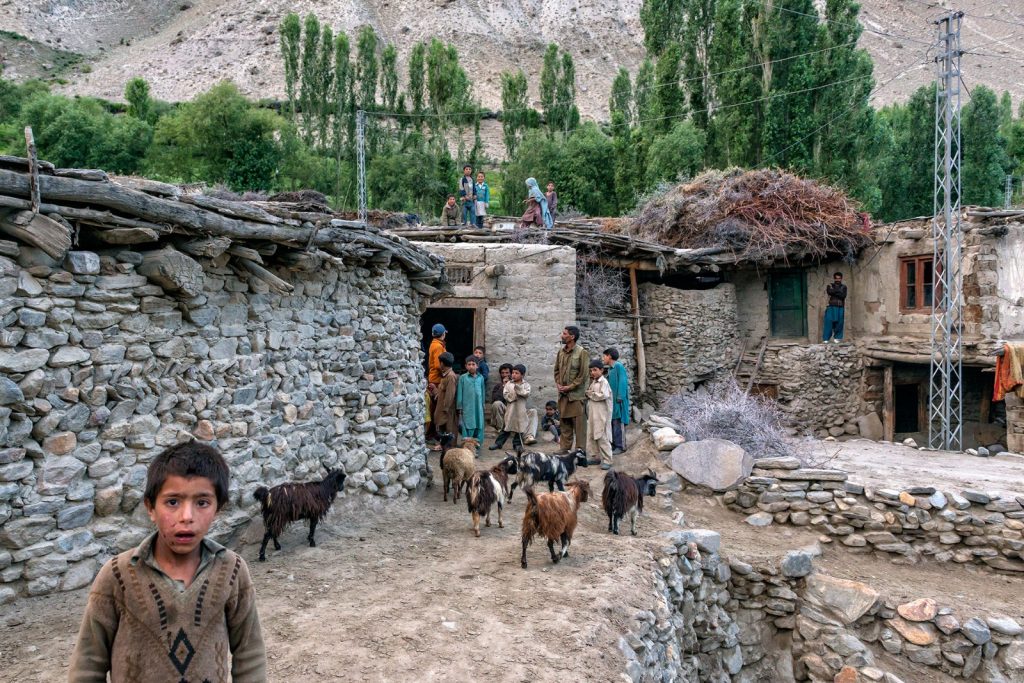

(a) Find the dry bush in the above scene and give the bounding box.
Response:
[664,377,791,459]
[510,225,551,244]
[576,252,629,316]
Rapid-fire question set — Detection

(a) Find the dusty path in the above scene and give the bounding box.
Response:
[2,433,1023,682]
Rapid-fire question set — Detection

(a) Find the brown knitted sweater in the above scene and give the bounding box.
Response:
[69,533,266,683]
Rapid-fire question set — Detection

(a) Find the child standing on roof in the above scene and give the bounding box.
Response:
[474,172,490,229]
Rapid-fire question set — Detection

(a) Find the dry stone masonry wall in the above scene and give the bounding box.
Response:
[639,283,738,402]
[577,314,635,397]
[623,529,1024,682]
[0,244,429,602]
[721,457,1024,574]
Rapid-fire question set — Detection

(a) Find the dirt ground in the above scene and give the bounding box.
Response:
[2,430,1023,682]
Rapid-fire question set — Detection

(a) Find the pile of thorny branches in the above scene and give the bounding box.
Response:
[622,168,872,263]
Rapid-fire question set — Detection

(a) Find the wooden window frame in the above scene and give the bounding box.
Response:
[898,255,937,313]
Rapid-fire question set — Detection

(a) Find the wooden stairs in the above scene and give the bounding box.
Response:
[734,337,768,394]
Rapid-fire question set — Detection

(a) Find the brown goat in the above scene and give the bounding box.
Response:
[520,479,591,569]
[465,458,513,537]
[254,469,347,561]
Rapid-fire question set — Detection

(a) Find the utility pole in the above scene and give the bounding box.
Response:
[928,11,964,452]
[356,109,367,224]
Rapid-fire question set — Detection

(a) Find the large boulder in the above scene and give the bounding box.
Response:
[856,412,884,441]
[652,427,684,451]
[669,439,753,492]
[805,574,879,625]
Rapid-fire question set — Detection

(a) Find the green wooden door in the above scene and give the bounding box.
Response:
[769,272,807,337]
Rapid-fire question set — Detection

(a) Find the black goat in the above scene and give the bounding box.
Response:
[510,449,588,499]
[602,468,659,536]
[254,469,347,561]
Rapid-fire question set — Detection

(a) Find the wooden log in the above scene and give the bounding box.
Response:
[0,155,55,174]
[92,227,161,244]
[180,194,284,224]
[410,280,439,296]
[883,365,894,442]
[25,128,40,215]
[137,246,205,297]
[629,266,648,394]
[255,243,277,256]
[0,209,72,260]
[177,236,232,258]
[110,175,181,197]
[277,250,323,272]
[227,245,264,264]
[0,194,172,232]
[54,168,108,182]
[237,258,293,293]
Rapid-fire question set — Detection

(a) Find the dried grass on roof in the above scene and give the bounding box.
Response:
[618,168,872,263]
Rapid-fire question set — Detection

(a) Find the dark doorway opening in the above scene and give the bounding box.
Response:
[894,383,921,433]
[421,308,475,375]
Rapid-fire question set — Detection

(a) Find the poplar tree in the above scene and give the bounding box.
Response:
[681,0,715,131]
[640,0,686,56]
[408,43,426,119]
[609,68,633,125]
[298,14,322,144]
[315,24,335,151]
[332,32,351,156]
[356,26,379,112]
[540,44,560,132]
[500,70,530,157]
[708,0,761,167]
[876,85,935,220]
[962,86,1011,207]
[380,44,399,114]
[555,52,580,136]
[280,13,301,124]
[653,42,684,133]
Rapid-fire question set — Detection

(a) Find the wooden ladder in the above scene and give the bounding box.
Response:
[737,338,768,394]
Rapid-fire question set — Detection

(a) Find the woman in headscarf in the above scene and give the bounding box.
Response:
[518,177,554,230]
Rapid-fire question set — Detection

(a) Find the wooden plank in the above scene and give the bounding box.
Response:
[883,364,894,442]
[0,210,71,260]
[629,266,647,394]
[745,338,768,394]
[227,245,264,264]
[237,258,294,293]
[179,193,284,225]
[53,168,108,182]
[24,127,39,215]
[92,227,161,244]
[110,175,181,197]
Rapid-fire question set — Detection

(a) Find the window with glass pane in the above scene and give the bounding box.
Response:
[899,255,933,313]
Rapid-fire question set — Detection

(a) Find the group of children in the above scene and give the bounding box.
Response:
[424,322,630,470]
[441,165,560,231]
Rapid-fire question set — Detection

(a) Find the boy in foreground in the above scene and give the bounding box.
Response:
[585,359,614,469]
[69,442,266,682]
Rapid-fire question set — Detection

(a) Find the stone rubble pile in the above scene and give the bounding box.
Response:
[720,457,1024,573]
[621,528,1024,682]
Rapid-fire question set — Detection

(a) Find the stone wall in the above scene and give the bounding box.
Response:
[0,245,429,601]
[577,314,636,401]
[420,243,576,407]
[721,456,1024,574]
[623,528,1024,682]
[639,283,739,403]
[757,343,872,437]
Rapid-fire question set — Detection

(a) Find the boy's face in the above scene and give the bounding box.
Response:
[547,183,554,192]
[465,359,478,375]
[602,353,612,366]
[464,167,472,176]
[447,197,455,206]
[473,348,484,360]
[511,369,523,382]
[545,406,556,416]
[589,366,603,380]
[146,474,218,561]
[476,173,484,183]
[500,369,511,382]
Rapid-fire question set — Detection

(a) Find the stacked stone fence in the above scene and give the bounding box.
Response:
[622,528,1024,682]
[718,457,1024,574]
[0,245,429,602]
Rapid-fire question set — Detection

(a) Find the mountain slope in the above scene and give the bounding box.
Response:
[1,0,1021,116]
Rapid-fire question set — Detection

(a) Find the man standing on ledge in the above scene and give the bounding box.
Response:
[554,325,588,453]
[823,272,847,343]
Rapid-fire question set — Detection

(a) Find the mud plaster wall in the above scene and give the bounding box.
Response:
[419,243,576,407]
[0,246,429,601]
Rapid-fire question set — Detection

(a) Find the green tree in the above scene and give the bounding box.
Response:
[708,0,761,167]
[314,23,335,150]
[640,0,685,56]
[356,25,379,111]
[876,85,935,221]
[998,90,1013,137]
[681,0,716,131]
[148,81,285,190]
[962,85,1011,207]
[299,13,321,143]
[645,120,706,185]
[279,13,301,123]
[555,52,580,136]
[609,68,633,125]
[653,42,684,133]
[500,70,530,157]
[559,123,616,216]
[124,77,152,121]
[380,44,399,113]
[540,44,560,132]
[408,42,426,115]
[333,32,352,155]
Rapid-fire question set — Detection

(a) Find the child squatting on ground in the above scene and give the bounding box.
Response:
[490,363,531,452]
[68,442,266,682]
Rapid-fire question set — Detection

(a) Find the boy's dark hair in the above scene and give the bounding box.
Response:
[439,352,455,367]
[564,325,580,341]
[463,164,472,171]
[474,345,486,353]
[145,442,230,509]
[499,362,513,374]
[513,363,527,376]
[545,400,557,409]
[589,359,604,370]
[833,271,843,278]
[465,355,479,365]
[603,347,620,360]
[447,194,455,200]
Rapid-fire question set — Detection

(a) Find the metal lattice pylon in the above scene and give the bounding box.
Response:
[928,11,964,452]
[356,109,367,224]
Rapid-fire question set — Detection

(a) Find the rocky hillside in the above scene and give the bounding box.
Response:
[1,0,1022,116]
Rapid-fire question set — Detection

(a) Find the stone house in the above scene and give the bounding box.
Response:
[0,162,444,600]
